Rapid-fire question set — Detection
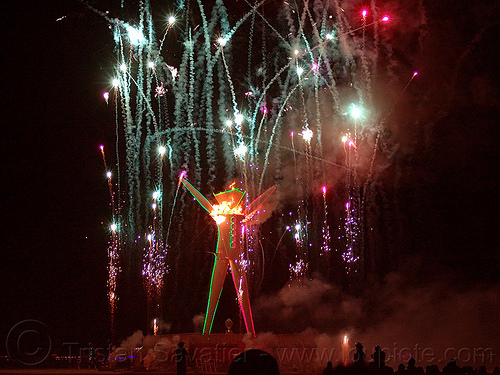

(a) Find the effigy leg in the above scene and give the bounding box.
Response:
[229,260,256,336]
[203,257,229,335]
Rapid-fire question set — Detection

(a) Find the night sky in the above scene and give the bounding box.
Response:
[2,0,499,366]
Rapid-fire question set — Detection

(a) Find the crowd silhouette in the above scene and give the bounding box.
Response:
[320,344,499,375]
[225,343,499,375]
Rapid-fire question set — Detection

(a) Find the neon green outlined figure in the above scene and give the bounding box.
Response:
[180,174,276,336]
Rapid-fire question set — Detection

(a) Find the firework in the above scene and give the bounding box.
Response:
[89,0,419,327]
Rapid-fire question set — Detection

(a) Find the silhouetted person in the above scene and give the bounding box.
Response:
[354,342,366,366]
[426,364,441,375]
[395,363,406,375]
[407,358,419,375]
[324,361,334,375]
[227,349,279,375]
[371,346,386,369]
[443,359,464,375]
[175,341,188,375]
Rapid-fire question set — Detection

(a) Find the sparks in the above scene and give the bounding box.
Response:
[234,144,248,157]
[217,37,227,46]
[155,83,167,97]
[350,104,361,119]
[142,228,168,302]
[127,25,145,45]
[234,113,244,125]
[302,128,313,142]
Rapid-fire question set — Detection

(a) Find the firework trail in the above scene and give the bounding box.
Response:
[320,185,331,258]
[99,145,121,338]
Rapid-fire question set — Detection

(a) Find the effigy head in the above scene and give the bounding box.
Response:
[213,188,245,212]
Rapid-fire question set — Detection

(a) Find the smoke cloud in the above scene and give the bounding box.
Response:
[192,313,205,333]
[253,267,500,370]
[119,329,144,349]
